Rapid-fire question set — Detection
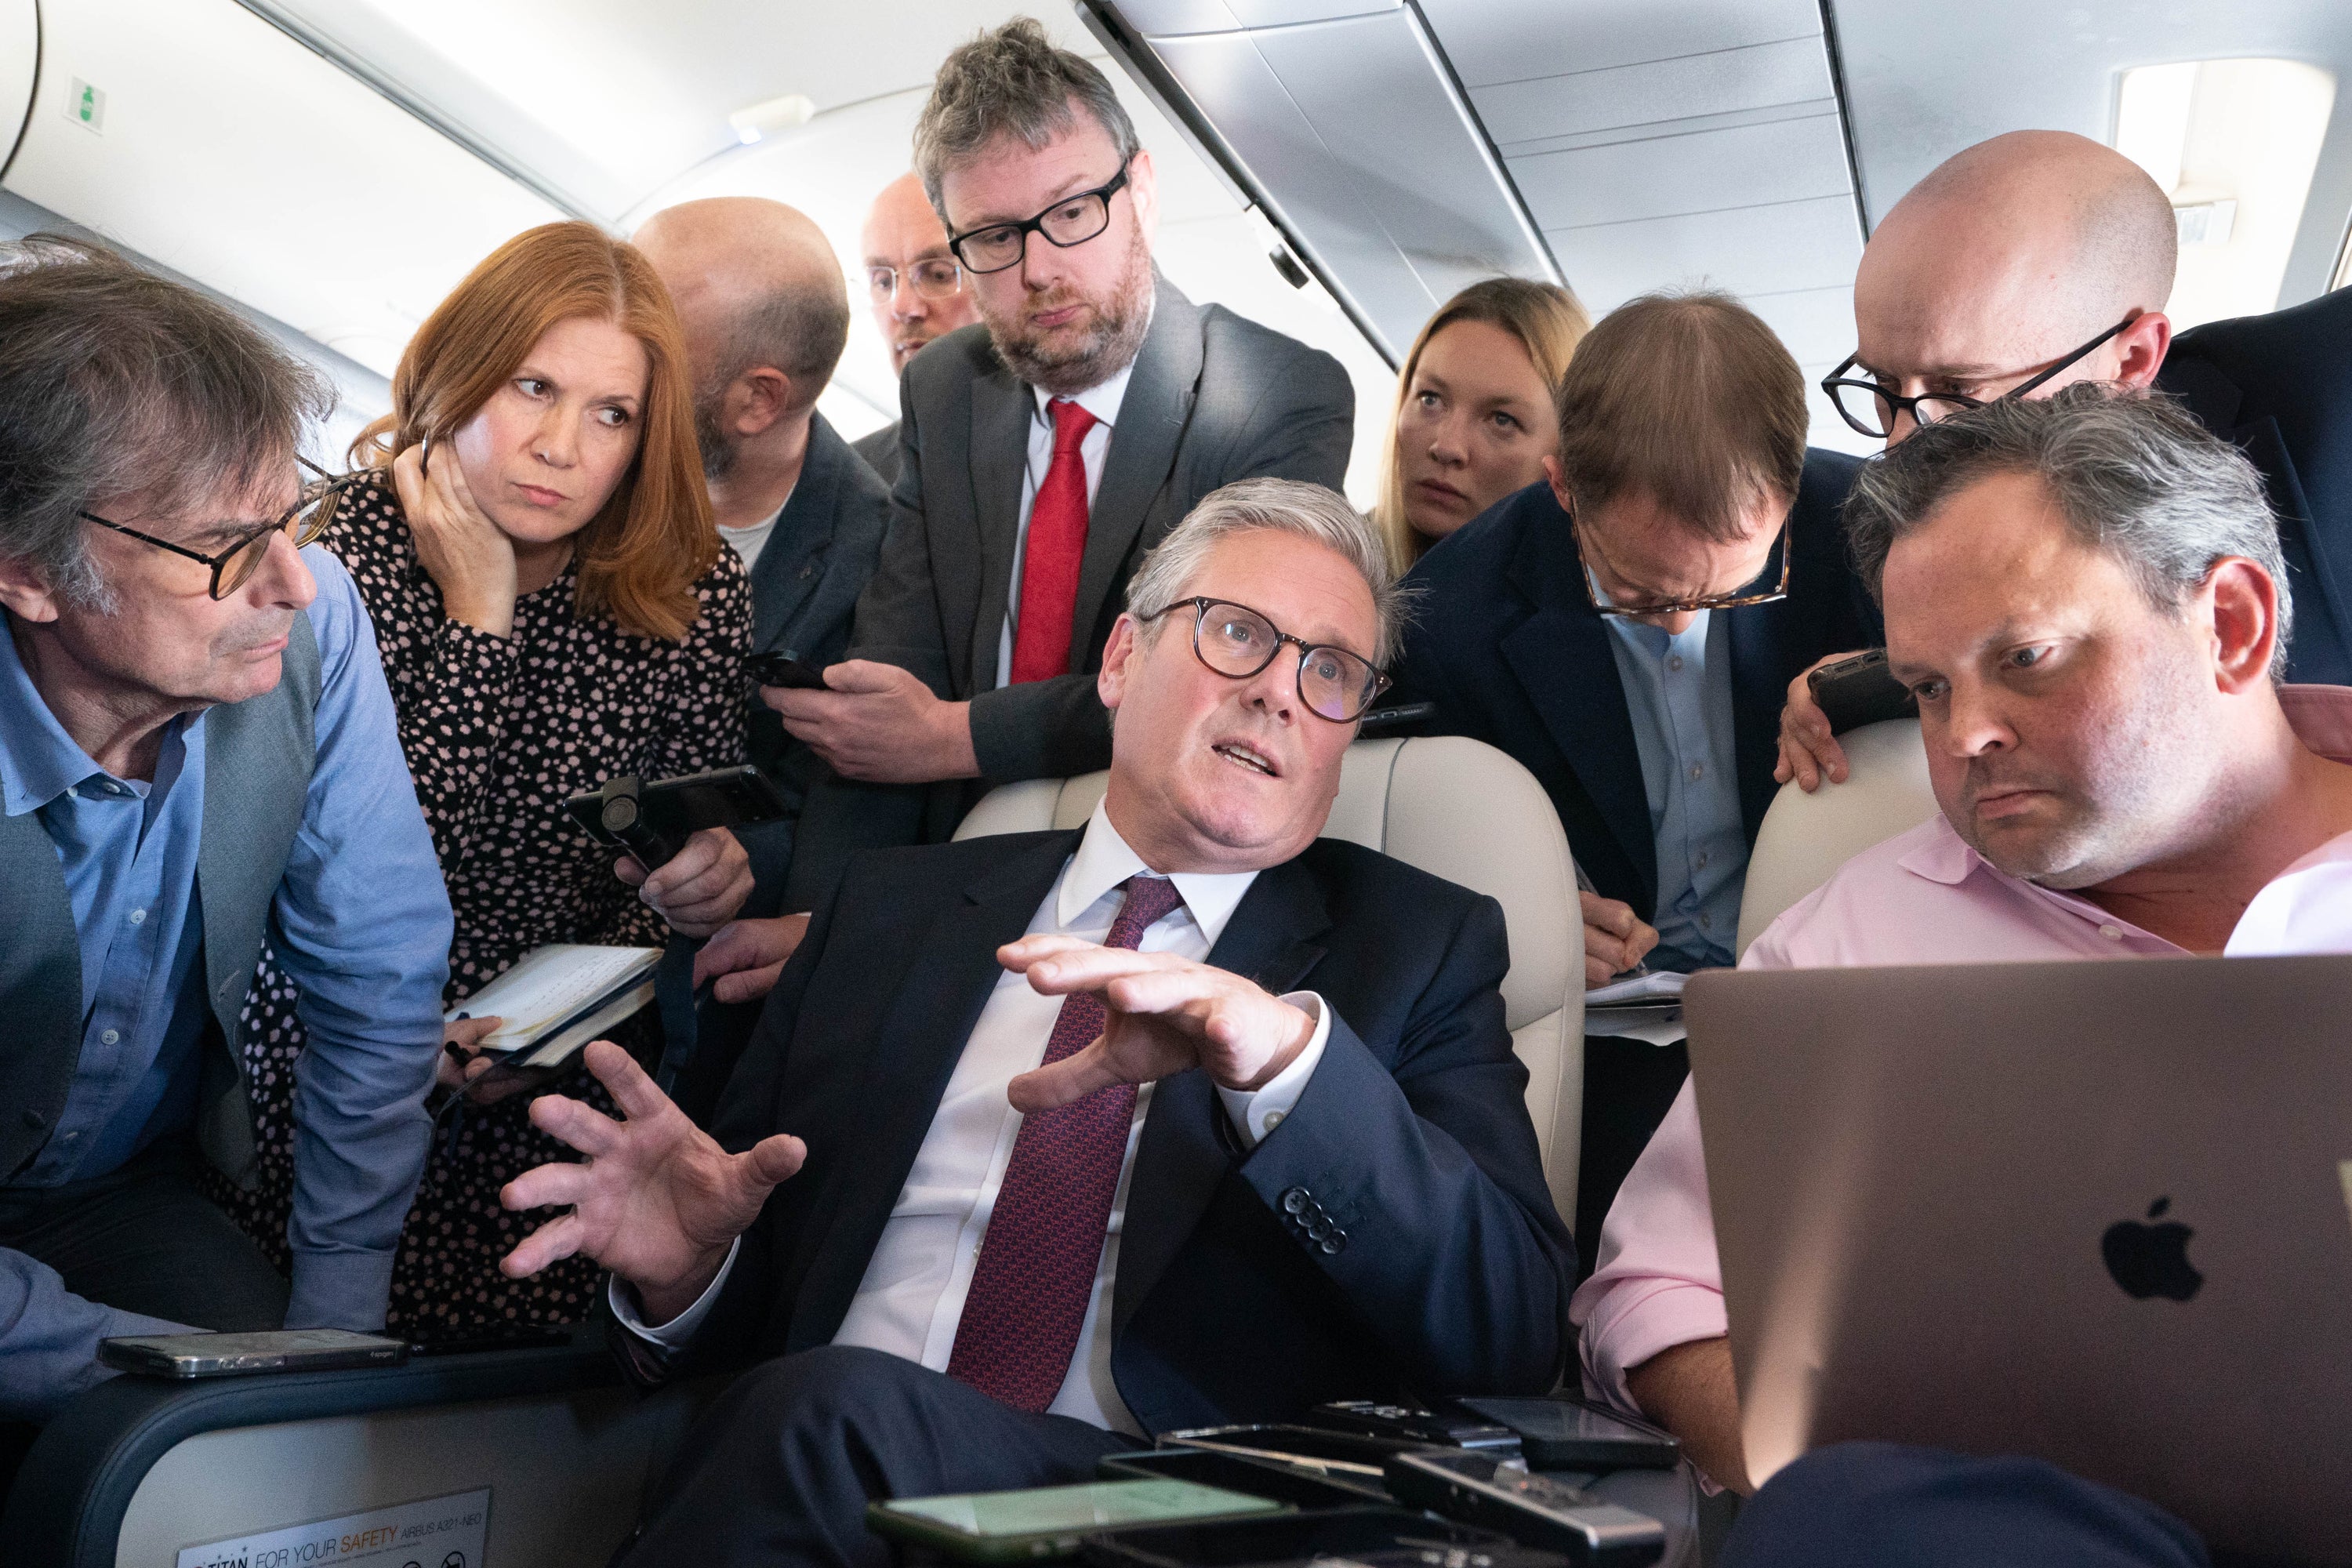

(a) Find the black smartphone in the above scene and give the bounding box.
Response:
[1804,648,1918,734]
[1447,1396,1681,1471]
[563,764,789,871]
[748,649,829,690]
[1098,1447,1388,1508]
[1310,1399,1522,1454]
[1160,1423,1438,1479]
[1356,699,1436,736]
[100,1328,409,1378]
[1381,1451,1665,1566]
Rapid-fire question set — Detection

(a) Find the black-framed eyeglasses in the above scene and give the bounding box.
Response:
[1141,597,1390,724]
[866,256,966,301]
[1820,314,2137,440]
[80,456,365,601]
[1573,508,1792,619]
[946,163,1132,275]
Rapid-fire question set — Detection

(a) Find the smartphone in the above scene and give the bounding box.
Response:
[1804,648,1918,734]
[748,649,829,690]
[100,1328,409,1378]
[563,764,789,871]
[1098,1446,1389,1508]
[1382,1451,1666,1566]
[1310,1399,1522,1454]
[1160,1423,1438,1479]
[1356,699,1436,736]
[866,1479,1285,1563]
[1448,1397,1680,1471]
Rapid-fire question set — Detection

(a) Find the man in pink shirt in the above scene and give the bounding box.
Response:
[1573,387,2352,1560]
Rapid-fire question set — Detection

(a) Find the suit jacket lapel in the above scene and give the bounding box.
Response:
[1111,858,1328,1338]
[1726,593,1793,839]
[969,363,1034,688]
[748,414,846,652]
[785,831,1080,1348]
[1495,504,1657,906]
[1074,276,1202,655]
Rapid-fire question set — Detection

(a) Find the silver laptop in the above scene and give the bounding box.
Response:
[1683,954,2352,1563]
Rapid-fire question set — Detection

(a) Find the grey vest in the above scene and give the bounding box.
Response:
[0,613,321,1185]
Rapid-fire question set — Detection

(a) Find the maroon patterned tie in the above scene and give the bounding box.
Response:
[946,873,1188,1411]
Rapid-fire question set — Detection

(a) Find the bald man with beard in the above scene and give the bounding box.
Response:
[1777,129,2352,791]
[635,198,895,907]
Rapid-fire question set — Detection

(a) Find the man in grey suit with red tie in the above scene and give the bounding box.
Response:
[498,481,1572,1567]
[767,19,1354,915]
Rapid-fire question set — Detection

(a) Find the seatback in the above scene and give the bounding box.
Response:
[956,735,1586,1222]
[1734,719,1940,956]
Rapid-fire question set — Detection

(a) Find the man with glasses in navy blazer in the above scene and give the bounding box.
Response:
[497,481,1572,1568]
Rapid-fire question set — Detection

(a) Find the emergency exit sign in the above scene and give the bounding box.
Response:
[67,76,104,133]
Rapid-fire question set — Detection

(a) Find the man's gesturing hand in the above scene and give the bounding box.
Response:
[499,1040,806,1324]
[765,659,979,783]
[1000,937,1316,1113]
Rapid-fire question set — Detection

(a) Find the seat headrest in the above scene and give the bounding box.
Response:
[1735,717,1940,956]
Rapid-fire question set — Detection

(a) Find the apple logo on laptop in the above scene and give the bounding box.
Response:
[2101,1196,2203,1301]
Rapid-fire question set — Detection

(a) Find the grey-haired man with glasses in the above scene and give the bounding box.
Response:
[763,16,1353,935]
[0,238,450,1425]
[1780,127,2352,789]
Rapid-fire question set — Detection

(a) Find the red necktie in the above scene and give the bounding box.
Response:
[946,873,1187,1411]
[1008,398,1100,684]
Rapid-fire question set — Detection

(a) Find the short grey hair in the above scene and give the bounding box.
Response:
[1845,384,2293,678]
[1125,478,1409,666]
[0,234,329,608]
[913,17,1142,217]
[710,281,848,408]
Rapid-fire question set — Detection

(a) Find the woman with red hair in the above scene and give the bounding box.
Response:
[222,221,753,1332]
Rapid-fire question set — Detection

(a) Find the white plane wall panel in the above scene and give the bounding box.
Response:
[5,0,561,377]
[0,0,34,169]
[1140,5,1557,359]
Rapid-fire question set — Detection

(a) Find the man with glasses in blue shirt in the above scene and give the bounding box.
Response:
[761,17,1353,928]
[1781,127,2352,789]
[0,238,450,1425]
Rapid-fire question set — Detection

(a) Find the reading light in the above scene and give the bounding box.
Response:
[729,93,816,147]
[2113,60,2337,329]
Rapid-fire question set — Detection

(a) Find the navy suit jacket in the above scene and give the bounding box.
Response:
[1388,452,1878,922]
[655,829,1575,1433]
[735,412,894,907]
[2158,286,2352,684]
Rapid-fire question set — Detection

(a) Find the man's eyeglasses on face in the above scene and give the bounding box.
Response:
[866,257,966,301]
[1573,509,1792,619]
[946,163,1132,276]
[1140,597,1390,724]
[1820,314,2137,439]
[80,456,365,601]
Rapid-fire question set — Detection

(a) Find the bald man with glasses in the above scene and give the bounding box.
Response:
[1779,128,2352,790]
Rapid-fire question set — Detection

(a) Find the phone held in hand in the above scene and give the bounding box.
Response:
[1805,648,1919,734]
[100,1328,408,1378]
[748,649,829,690]
[563,764,788,872]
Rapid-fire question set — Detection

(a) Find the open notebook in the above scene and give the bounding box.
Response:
[447,944,661,1069]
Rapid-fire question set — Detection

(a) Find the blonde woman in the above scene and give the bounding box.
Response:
[1374,278,1589,572]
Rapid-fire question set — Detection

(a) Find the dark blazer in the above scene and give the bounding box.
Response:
[780,276,1354,910]
[851,420,901,488]
[1388,453,1878,922]
[655,829,1575,1434]
[734,412,894,906]
[2158,286,2352,684]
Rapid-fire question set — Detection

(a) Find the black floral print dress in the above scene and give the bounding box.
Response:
[213,474,751,1332]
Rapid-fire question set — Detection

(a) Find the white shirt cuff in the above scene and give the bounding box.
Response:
[1215,992,1330,1149]
[607,1236,741,1352]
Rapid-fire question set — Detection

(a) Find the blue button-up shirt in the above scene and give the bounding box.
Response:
[1598,604,1746,972]
[0,546,450,1418]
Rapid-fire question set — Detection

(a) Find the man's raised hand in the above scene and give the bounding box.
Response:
[1000,937,1316,1113]
[499,1040,805,1324]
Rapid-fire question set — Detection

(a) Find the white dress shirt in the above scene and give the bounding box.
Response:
[993,347,1143,689]
[614,800,1330,1434]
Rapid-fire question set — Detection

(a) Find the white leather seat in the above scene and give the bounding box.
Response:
[955,735,1587,1221]
[1734,718,1941,956]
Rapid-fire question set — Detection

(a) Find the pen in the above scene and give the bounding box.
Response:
[1571,856,1650,980]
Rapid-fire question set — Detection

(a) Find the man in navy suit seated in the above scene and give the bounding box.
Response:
[1387,292,1878,1244]
[1780,128,2352,789]
[496,478,1574,1568]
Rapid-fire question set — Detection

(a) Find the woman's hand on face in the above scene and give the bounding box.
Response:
[394,442,520,639]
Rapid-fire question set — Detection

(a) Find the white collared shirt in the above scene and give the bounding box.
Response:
[613,800,1331,1433]
[993,340,1144,688]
